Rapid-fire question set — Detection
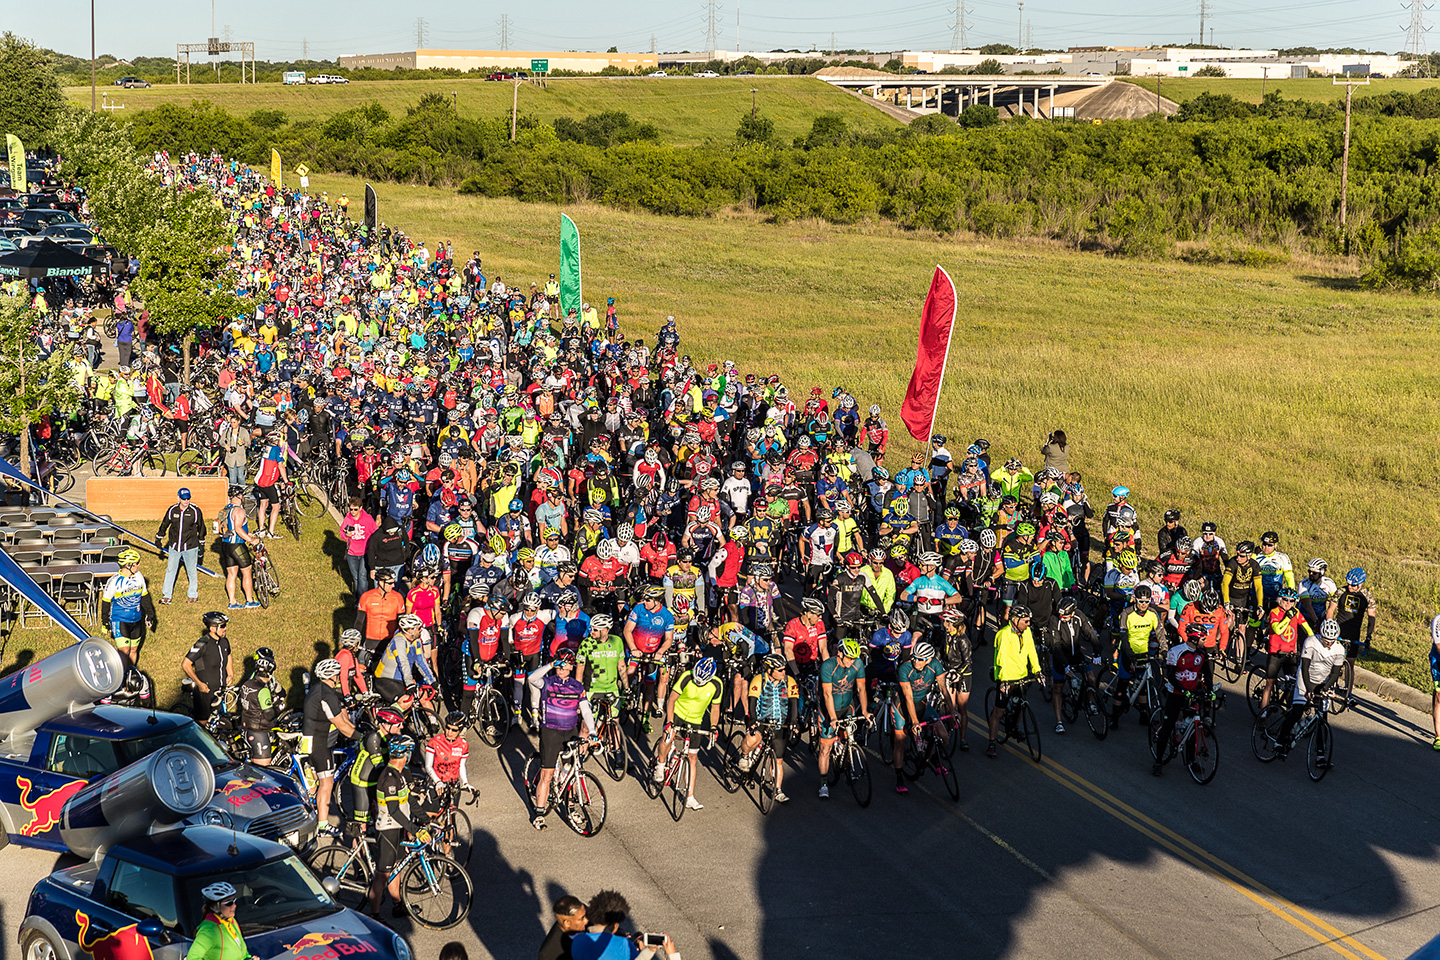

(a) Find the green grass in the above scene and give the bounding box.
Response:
[1121,75,1440,105]
[64,76,902,147]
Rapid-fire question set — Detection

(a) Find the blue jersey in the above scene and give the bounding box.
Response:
[383,479,417,519]
[626,605,675,655]
[902,573,958,614]
[868,627,912,681]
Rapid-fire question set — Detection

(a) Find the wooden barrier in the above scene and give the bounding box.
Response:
[85,477,228,521]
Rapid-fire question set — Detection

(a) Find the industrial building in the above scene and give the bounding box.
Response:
[337,49,658,73]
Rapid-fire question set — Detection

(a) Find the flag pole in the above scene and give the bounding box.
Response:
[924,265,958,446]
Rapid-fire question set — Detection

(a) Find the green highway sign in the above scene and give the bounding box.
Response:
[531,59,549,73]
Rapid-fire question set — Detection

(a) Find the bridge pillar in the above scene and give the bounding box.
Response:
[1048,85,1056,119]
[988,84,995,107]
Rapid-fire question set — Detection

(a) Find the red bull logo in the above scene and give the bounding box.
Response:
[17,776,86,837]
[219,776,286,807]
[284,932,377,958]
[75,909,155,960]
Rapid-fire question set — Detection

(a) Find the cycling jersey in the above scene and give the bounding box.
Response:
[993,624,1040,683]
[507,611,551,657]
[820,656,865,712]
[671,669,723,725]
[1119,607,1161,655]
[1000,538,1037,582]
[897,659,942,713]
[748,673,799,724]
[783,617,827,665]
[860,566,896,613]
[255,442,283,487]
[577,632,626,695]
[901,573,957,614]
[665,564,702,628]
[1222,557,1261,605]
[465,608,505,666]
[102,571,150,623]
[1297,576,1337,614]
[1334,587,1377,642]
[377,630,435,686]
[627,604,675,655]
[1177,605,1230,651]
[425,733,469,782]
[1164,645,1206,694]
[540,674,587,730]
[1256,550,1295,598]
[802,523,839,564]
[1266,608,1313,655]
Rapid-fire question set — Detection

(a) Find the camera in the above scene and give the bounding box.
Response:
[639,933,667,948]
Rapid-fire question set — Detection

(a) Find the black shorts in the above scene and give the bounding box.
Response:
[256,483,280,504]
[538,726,575,769]
[220,541,253,569]
[1265,652,1298,680]
[376,828,403,874]
[112,620,145,644]
[309,741,334,778]
[244,729,273,761]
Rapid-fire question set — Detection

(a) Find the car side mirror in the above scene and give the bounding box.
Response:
[137,919,163,939]
[322,876,341,897]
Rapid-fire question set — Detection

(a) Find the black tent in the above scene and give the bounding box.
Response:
[0,239,106,280]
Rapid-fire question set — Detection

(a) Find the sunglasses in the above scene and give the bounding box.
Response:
[219,899,238,908]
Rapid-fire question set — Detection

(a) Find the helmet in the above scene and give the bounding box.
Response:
[1015,522,1037,537]
[468,582,488,599]
[443,523,463,542]
[801,597,825,615]
[387,735,415,757]
[869,404,881,416]
[1278,587,1299,601]
[644,585,666,601]
[762,653,787,671]
[227,484,245,499]
[522,593,543,610]
[509,498,524,513]
[557,560,579,576]
[202,611,229,628]
[1111,486,1129,498]
[1236,540,1255,555]
[314,658,342,679]
[1346,567,1366,586]
[375,568,396,582]
[1058,596,1078,615]
[553,649,577,669]
[979,530,997,550]
[374,708,404,726]
[1163,508,1181,523]
[557,589,580,607]
[255,654,276,674]
[617,522,635,543]
[1116,550,1138,571]
[1198,589,1220,613]
[692,657,718,684]
[731,526,750,541]
[1308,558,1328,573]
[340,628,362,648]
[596,539,617,561]
[444,711,467,728]
[839,639,862,660]
[1185,623,1208,642]
[1039,492,1060,507]
[1004,458,1022,471]
[1174,536,1193,553]
[201,882,237,903]
[751,564,773,579]
[872,467,890,482]
[1010,604,1032,620]
[1261,531,1279,546]
[487,592,508,610]
[912,642,937,662]
[817,508,835,521]
[517,548,536,561]
[677,547,695,563]
[398,613,424,631]
[117,548,141,565]
[918,551,942,566]
[583,508,603,524]
[889,544,908,560]
[590,614,613,631]
[421,543,441,566]
[1116,505,1137,526]
[888,608,910,631]
[1133,585,1153,602]
[1182,579,1203,601]
[1201,521,1218,533]
[1320,619,1341,640]
[959,538,978,553]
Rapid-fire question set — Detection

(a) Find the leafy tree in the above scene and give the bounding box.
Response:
[1175,91,1255,121]
[736,112,775,143]
[607,46,619,53]
[908,114,959,136]
[1361,223,1440,293]
[969,59,1005,75]
[957,104,1001,128]
[805,112,849,147]
[0,296,81,482]
[0,33,66,147]
[1193,64,1227,77]
[978,44,1017,55]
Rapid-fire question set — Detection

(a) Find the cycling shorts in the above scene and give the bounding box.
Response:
[256,482,280,504]
[819,703,856,739]
[669,717,709,753]
[538,726,576,770]
[111,621,145,645]
[890,699,933,732]
[1265,652,1298,681]
[376,828,403,873]
[302,735,334,778]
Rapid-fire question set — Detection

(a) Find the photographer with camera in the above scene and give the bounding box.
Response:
[570,890,680,960]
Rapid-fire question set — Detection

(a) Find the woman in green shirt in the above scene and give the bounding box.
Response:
[187,882,251,960]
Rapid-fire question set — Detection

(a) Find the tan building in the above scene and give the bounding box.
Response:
[338,49,658,73]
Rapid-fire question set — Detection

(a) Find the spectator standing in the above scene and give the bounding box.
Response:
[342,496,378,596]
[182,611,234,723]
[570,891,679,960]
[158,487,204,604]
[365,515,410,587]
[115,311,135,369]
[220,411,250,486]
[1040,429,1069,475]
[539,896,588,960]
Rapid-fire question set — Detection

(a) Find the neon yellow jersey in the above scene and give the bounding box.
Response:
[671,669,723,725]
[1121,607,1161,655]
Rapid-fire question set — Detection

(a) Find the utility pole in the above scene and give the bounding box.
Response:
[704,0,721,53]
[1025,21,1032,52]
[750,87,757,118]
[511,77,521,140]
[650,34,656,55]
[1017,2,1024,51]
[414,17,428,48]
[830,32,835,57]
[1261,64,1268,98]
[948,2,973,52]
[302,38,308,61]
[1199,0,1208,45]
[1333,77,1369,250]
[737,6,740,53]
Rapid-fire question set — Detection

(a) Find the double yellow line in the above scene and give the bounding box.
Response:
[995,734,1388,960]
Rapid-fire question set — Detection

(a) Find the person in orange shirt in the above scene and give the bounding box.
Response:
[355,569,406,661]
[1177,585,1229,690]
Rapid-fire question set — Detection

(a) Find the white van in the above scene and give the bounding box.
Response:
[282,71,306,85]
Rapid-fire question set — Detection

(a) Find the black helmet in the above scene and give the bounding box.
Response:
[1201,521,1218,533]
[1261,531,1279,546]
[202,611,230,628]
[1010,604,1032,620]
[1163,508,1181,523]
[1058,596,1078,616]
[1134,585,1153,602]
[1198,589,1221,614]
[227,484,245,499]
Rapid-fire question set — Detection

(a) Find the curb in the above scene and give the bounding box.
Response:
[1354,664,1433,716]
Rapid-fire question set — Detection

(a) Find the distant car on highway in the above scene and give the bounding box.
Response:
[307,74,349,84]
[647,70,668,77]
[114,76,151,88]
[694,71,719,78]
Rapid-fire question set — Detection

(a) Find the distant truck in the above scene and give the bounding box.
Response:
[283,71,306,85]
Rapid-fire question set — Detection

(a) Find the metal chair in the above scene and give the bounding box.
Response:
[19,572,57,628]
[52,526,85,541]
[100,544,128,562]
[10,528,48,547]
[25,509,57,524]
[59,571,95,624]
[52,548,84,564]
[10,550,46,566]
[0,511,28,526]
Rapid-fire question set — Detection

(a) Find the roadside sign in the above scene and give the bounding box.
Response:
[531,59,549,73]
[295,163,310,177]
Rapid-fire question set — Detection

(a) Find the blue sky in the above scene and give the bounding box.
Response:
[12,0,1414,62]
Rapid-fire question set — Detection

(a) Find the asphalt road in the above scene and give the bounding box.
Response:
[3,674,1438,960]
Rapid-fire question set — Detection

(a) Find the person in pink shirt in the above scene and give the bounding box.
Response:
[342,496,377,596]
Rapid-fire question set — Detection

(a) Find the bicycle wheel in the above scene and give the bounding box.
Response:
[400,854,471,930]
[665,756,688,823]
[444,808,471,866]
[598,719,629,783]
[1019,701,1041,762]
[561,771,607,836]
[103,317,117,338]
[1219,639,1245,683]
[51,469,75,495]
[175,449,204,477]
[139,453,166,477]
[471,688,510,748]
[1185,719,1219,785]
[90,448,119,478]
[296,488,327,519]
[307,843,371,910]
[901,736,923,781]
[1061,680,1080,724]
[846,741,872,808]
[755,746,776,816]
[1037,648,1053,702]
[1251,705,1285,762]
[1330,660,1354,715]
[1245,669,1268,717]
[1082,687,1108,740]
[1148,712,1169,763]
[1306,719,1333,782]
[284,503,301,542]
[253,564,272,609]
[935,751,959,800]
[261,554,282,591]
[717,731,745,795]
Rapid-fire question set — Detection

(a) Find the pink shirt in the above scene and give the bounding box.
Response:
[343,510,377,557]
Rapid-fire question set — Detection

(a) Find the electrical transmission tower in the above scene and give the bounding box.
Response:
[948,2,973,51]
[414,17,428,48]
[1403,0,1433,58]
[498,15,512,50]
[1025,21,1032,51]
[1199,0,1208,45]
[704,0,721,52]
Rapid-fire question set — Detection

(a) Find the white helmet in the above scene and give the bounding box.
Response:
[201,882,237,903]
[398,613,424,631]
[869,404,881,416]
[596,539,617,561]
[590,614,613,631]
[314,658,342,680]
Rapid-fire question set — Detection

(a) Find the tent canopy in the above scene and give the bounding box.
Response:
[0,239,106,279]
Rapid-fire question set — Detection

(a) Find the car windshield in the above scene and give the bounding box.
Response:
[116,721,234,770]
[185,855,339,936]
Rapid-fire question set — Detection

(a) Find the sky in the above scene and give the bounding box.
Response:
[9,0,1417,63]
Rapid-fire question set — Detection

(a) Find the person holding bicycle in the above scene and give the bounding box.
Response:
[892,641,949,793]
[987,605,1041,759]
[938,610,974,750]
[217,484,260,610]
[1049,596,1100,734]
[182,611,234,724]
[738,653,799,803]
[1271,619,1347,759]
[817,638,869,799]
[336,629,370,697]
[370,735,431,919]
[349,707,405,841]
[237,646,281,766]
[1334,568,1377,670]
[1150,623,1209,777]
[577,614,627,703]
[528,649,597,830]
[305,658,357,828]
[652,656,723,812]
[1261,588,1314,713]
[462,589,509,718]
[1110,585,1164,723]
[425,711,475,799]
[783,597,829,680]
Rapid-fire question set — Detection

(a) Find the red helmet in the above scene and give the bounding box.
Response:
[845,551,864,567]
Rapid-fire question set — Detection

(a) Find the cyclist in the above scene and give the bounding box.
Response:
[189,882,247,960]
[1150,623,1209,777]
[783,596,830,680]
[1273,619,1348,759]
[237,647,281,767]
[817,638,869,799]
[986,605,1041,758]
[217,484,260,610]
[800,508,839,594]
[859,547,897,619]
[182,611,234,724]
[1297,558,1338,630]
[624,584,676,711]
[506,593,554,726]
[1255,531,1295,611]
[829,551,870,641]
[1222,539,1262,646]
[738,653,800,803]
[936,610,974,749]
[576,614,627,702]
[336,629,370,697]
[253,426,287,540]
[1049,596,1100,734]
[1111,585,1164,723]
[653,656,724,812]
[377,613,436,689]
[1156,508,1187,558]
[1261,587,1314,712]
[356,569,405,662]
[303,658,356,828]
[347,707,405,842]
[665,547,705,649]
[900,551,962,631]
[999,522,1040,608]
[893,641,949,792]
[526,648,598,828]
[425,711,474,797]
[462,590,509,718]
[370,735,431,919]
[101,548,156,667]
[1192,521,1229,590]
[1334,567,1377,671]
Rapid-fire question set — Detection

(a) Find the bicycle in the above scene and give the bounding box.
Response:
[1329,644,1359,715]
[1245,654,1297,717]
[901,713,959,800]
[1251,693,1335,782]
[251,541,281,608]
[824,714,872,807]
[722,720,781,815]
[1217,606,1259,683]
[590,690,633,783]
[1148,690,1221,785]
[467,663,513,747]
[423,780,476,866]
[524,737,608,836]
[648,722,712,822]
[869,680,901,758]
[985,677,1042,762]
[278,481,324,540]
[307,830,472,929]
[1058,661,1108,740]
[90,435,166,477]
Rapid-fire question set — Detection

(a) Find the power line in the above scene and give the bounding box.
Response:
[498,14,512,50]
[948,2,973,51]
[704,0,721,52]
[414,17,428,48]
[1403,0,1433,57]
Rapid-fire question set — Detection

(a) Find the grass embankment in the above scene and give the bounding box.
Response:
[11,181,1440,694]
[63,76,901,146]
[1121,76,1440,105]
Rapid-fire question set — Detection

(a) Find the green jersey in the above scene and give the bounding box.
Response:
[578,633,625,696]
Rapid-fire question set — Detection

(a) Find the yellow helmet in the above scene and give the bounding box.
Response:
[1116,549,1138,571]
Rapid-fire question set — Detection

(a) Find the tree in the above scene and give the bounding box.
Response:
[0,296,81,483]
[969,59,1005,75]
[607,46,619,53]
[957,104,1001,128]
[805,112,849,147]
[736,112,775,143]
[1193,64,1227,77]
[0,33,66,147]
[908,114,959,136]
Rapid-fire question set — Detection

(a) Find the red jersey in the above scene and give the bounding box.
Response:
[336,647,369,696]
[580,556,628,591]
[467,610,505,665]
[510,614,547,657]
[425,733,469,782]
[1178,606,1230,652]
[1266,608,1310,655]
[783,617,827,665]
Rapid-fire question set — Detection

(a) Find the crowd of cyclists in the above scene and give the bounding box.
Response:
[32,150,1390,908]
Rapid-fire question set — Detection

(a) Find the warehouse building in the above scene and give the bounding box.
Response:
[337,49,658,73]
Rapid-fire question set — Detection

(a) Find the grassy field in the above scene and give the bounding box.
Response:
[63,76,902,146]
[9,174,1440,697]
[1121,75,1440,105]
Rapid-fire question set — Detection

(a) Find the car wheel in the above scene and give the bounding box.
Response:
[23,929,66,960]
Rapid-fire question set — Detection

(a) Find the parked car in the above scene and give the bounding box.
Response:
[694,71,720,78]
[121,77,151,88]
[38,224,100,246]
[15,208,80,233]
[307,74,347,84]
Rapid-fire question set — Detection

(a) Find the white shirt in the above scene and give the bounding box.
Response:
[1296,636,1348,698]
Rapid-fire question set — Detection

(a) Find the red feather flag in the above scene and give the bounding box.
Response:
[900,265,958,442]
